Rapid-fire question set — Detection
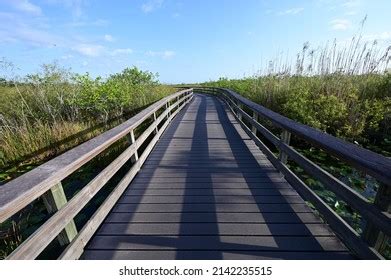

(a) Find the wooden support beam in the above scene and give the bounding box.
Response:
[363,183,391,252]
[129,130,138,163]
[42,183,77,246]
[153,112,158,134]
[251,111,258,135]
[237,103,243,121]
[279,130,291,164]
[166,103,171,119]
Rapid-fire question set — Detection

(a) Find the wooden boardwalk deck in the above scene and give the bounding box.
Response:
[82,94,354,260]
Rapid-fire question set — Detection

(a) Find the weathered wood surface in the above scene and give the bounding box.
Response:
[60,96,192,259]
[0,89,192,223]
[223,92,391,238]
[83,94,353,260]
[221,88,391,187]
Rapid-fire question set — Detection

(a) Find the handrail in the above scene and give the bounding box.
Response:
[198,87,391,186]
[0,89,193,259]
[195,87,390,260]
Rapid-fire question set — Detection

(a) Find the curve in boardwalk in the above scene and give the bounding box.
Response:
[82,94,354,260]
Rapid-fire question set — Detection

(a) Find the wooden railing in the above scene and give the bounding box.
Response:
[0,89,193,259]
[195,87,391,260]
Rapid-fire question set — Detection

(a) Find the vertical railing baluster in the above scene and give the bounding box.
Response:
[153,112,158,134]
[129,129,139,163]
[42,182,78,246]
[278,130,291,164]
[166,102,171,119]
[237,102,243,121]
[363,183,391,252]
[251,111,258,135]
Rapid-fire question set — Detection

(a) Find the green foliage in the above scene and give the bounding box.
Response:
[71,67,162,120]
[0,63,175,169]
[204,73,390,151]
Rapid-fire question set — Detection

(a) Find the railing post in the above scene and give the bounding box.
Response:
[237,102,243,121]
[251,111,258,135]
[166,102,171,119]
[363,183,391,252]
[153,112,158,134]
[278,129,291,164]
[42,182,77,246]
[129,129,139,163]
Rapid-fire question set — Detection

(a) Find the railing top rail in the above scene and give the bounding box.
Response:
[0,89,193,223]
[196,87,390,187]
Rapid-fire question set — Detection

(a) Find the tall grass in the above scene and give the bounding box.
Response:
[0,62,175,172]
[204,35,391,151]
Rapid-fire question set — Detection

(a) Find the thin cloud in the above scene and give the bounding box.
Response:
[146,50,175,59]
[66,19,109,28]
[141,0,164,13]
[330,19,351,30]
[46,0,87,19]
[277,7,304,16]
[104,34,115,42]
[110,48,133,56]
[6,0,42,16]
[0,13,61,46]
[73,44,105,57]
[363,32,391,42]
[342,0,360,8]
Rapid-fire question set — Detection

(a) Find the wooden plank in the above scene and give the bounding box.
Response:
[136,171,282,178]
[96,223,335,236]
[142,162,273,168]
[111,203,312,213]
[105,212,323,223]
[128,182,292,189]
[124,188,297,196]
[132,177,287,183]
[86,235,348,252]
[82,250,354,260]
[42,182,78,246]
[117,195,304,204]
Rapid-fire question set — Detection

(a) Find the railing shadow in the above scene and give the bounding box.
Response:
[82,94,351,260]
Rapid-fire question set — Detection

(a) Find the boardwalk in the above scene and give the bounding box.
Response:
[82,94,353,260]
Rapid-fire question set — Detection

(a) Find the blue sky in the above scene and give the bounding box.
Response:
[0,0,390,83]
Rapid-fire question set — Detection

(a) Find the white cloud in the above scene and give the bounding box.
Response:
[46,0,87,18]
[104,34,114,42]
[0,13,61,46]
[265,9,273,15]
[110,48,133,56]
[330,19,351,30]
[61,54,74,60]
[162,50,175,59]
[345,11,357,16]
[6,0,42,16]
[73,44,105,57]
[277,7,304,16]
[363,32,391,42]
[141,0,163,13]
[146,50,175,59]
[342,0,360,8]
[66,19,109,28]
